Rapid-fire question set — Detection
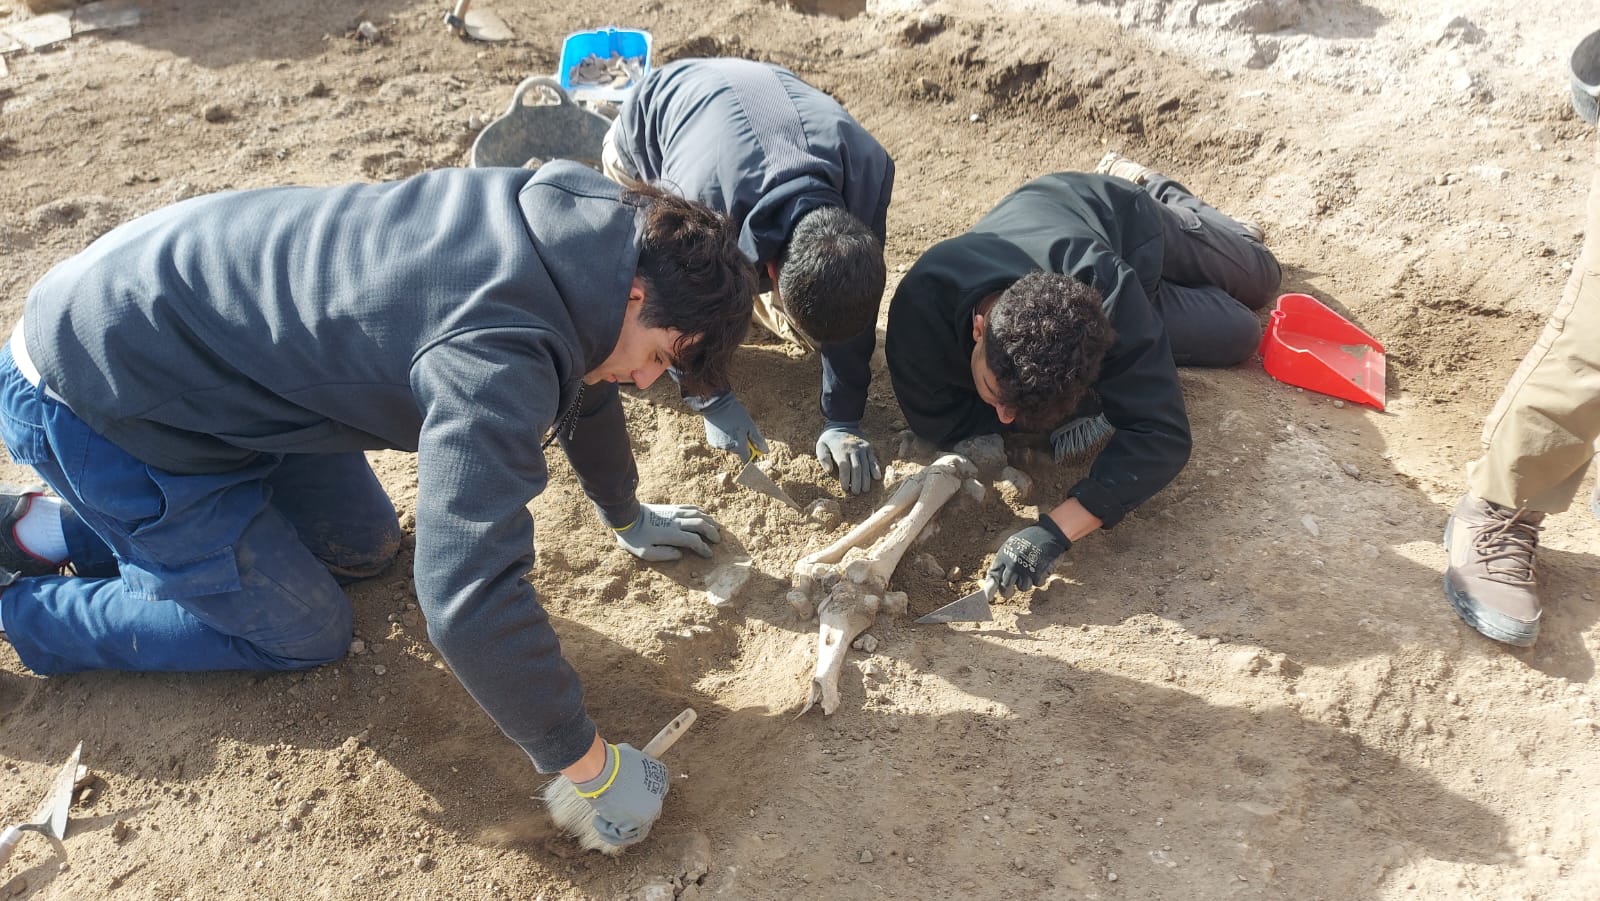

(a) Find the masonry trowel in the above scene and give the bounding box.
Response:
[734,441,802,511]
[916,579,997,624]
[0,741,82,871]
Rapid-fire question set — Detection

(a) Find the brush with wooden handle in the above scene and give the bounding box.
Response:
[542,708,697,854]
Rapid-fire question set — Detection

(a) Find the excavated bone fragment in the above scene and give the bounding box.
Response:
[791,454,975,714]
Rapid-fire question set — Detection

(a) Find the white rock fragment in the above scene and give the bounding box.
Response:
[638,881,675,901]
[1339,462,1360,478]
[1469,164,1509,182]
[349,639,366,656]
[998,466,1033,503]
[355,20,382,42]
[1300,514,1320,538]
[851,633,879,653]
[704,560,752,610]
[807,498,842,528]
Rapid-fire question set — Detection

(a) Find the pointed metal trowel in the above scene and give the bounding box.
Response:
[916,580,997,624]
[0,741,82,871]
[735,442,802,511]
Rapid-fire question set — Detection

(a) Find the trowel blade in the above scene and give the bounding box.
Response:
[735,461,802,511]
[463,9,514,41]
[916,583,995,624]
[39,742,81,841]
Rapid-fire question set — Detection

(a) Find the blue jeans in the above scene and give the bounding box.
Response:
[0,344,401,674]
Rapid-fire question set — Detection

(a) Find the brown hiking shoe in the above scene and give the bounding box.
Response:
[1095,151,1159,185]
[1443,494,1543,647]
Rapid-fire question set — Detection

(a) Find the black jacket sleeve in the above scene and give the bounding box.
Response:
[1068,264,1192,528]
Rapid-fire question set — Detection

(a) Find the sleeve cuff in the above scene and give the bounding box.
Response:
[523,706,600,774]
[598,498,642,530]
[1068,479,1128,530]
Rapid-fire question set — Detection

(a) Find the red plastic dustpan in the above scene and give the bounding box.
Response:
[1259,293,1386,410]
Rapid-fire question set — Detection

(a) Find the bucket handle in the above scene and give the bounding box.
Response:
[504,75,577,116]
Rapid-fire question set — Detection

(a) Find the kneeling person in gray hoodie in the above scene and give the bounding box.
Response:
[0,161,756,849]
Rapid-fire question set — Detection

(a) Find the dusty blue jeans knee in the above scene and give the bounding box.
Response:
[0,344,400,674]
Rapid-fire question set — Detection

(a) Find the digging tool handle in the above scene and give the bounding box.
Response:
[0,824,23,870]
[641,708,697,759]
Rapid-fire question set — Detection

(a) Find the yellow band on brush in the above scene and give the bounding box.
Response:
[575,743,621,798]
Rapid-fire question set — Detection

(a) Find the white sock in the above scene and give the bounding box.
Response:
[16,495,68,564]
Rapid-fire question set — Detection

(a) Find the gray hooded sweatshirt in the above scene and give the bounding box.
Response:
[23,161,647,772]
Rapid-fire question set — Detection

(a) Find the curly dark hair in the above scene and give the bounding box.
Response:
[777,206,885,344]
[626,182,758,395]
[983,271,1116,431]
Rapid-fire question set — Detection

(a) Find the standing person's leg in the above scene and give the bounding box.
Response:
[1466,165,1600,514]
[1445,153,1600,647]
[0,351,356,672]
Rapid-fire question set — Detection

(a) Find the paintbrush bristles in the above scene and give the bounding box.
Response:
[542,776,623,854]
[543,709,697,854]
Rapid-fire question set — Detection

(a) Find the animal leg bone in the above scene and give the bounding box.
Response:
[801,582,879,716]
[791,454,977,714]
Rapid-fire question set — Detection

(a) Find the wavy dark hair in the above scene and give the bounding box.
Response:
[777,206,885,344]
[984,271,1116,431]
[625,182,758,395]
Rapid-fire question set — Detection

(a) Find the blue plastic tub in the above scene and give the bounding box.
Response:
[558,27,653,103]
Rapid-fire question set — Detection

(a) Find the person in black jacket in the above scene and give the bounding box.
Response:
[886,156,1281,594]
[604,57,895,495]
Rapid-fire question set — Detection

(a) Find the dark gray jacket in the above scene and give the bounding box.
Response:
[614,57,895,423]
[25,162,647,772]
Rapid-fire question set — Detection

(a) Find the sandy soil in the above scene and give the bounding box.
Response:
[1,0,1598,898]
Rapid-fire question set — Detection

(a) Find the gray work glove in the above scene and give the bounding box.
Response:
[697,393,768,463]
[815,421,881,496]
[987,515,1071,596]
[573,742,670,848]
[613,504,721,562]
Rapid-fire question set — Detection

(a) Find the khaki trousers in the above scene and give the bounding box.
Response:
[1467,142,1600,513]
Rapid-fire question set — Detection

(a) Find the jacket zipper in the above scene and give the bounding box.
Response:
[541,383,585,449]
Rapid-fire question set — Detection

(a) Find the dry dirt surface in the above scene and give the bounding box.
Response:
[2,0,1599,899]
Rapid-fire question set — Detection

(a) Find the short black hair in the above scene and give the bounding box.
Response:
[984,271,1116,431]
[626,182,758,395]
[777,206,885,344]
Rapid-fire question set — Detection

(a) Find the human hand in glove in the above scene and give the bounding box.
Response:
[613,504,721,562]
[815,421,881,496]
[574,742,670,848]
[698,393,768,463]
[986,515,1071,596]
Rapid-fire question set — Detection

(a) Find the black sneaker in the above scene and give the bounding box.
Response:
[0,489,64,577]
